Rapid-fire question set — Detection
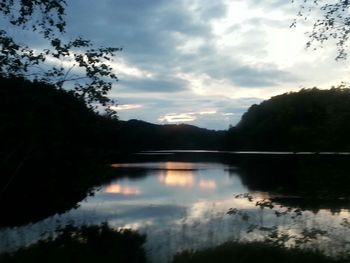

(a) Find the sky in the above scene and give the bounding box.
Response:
[9,0,350,130]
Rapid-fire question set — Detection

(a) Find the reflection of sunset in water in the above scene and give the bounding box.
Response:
[105,184,141,195]
[159,171,194,187]
[159,162,195,187]
[199,180,216,190]
[161,162,196,170]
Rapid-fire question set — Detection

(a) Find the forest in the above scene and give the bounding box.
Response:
[226,87,350,151]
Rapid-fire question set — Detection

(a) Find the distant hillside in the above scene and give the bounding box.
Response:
[226,87,350,151]
[115,119,225,151]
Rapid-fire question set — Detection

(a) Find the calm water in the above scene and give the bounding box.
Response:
[1,153,350,262]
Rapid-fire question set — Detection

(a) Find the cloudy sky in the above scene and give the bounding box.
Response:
[15,0,350,129]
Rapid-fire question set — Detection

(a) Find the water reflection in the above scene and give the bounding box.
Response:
[105,184,141,195]
[2,158,350,263]
[159,162,196,187]
[159,172,194,187]
[161,162,197,170]
[198,180,216,190]
[158,162,217,189]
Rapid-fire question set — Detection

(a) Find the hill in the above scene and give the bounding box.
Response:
[226,87,350,151]
[116,119,224,151]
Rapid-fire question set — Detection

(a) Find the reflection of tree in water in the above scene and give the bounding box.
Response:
[0,159,112,227]
[228,155,350,212]
[227,193,350,258]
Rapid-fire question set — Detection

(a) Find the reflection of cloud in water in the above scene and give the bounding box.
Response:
[159,171,194,187]
[70,199,187,222]
[159,163,195,187]
[110,204,186,220]
[105,184,141,195]
[186,197,255,220]
[199,179,216,190]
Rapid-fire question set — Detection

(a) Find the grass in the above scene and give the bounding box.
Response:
[0,223,146,263]
[172,242,350,263]
[2,224,350,263]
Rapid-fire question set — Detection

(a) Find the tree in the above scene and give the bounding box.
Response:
[292,0,350,60]
[0,0,121,108]
[226,88,350,151]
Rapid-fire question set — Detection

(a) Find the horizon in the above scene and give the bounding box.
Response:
[119,118,227,131]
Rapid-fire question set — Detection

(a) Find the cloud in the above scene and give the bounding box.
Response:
[158,113,197,123]
[110,93,263,129]
[110,104,143,111]
[119,77,189,93]
[199,111,217,115]
[227,65,298,87]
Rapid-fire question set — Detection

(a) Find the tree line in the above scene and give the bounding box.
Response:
[226,87,350,151]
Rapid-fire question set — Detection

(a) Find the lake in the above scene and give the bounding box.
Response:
[1,151,350,262]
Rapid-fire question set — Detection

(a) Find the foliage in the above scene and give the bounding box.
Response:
[0,0,66,37]
[172,241,345,263]
[292,0,350,60]
[0,76,121,161]
[0,223,147,263]
[226,87,350,151]
[0,0,120,107]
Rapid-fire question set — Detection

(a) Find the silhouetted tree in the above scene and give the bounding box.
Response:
[226,87,350,151]
[0,76,121,226]
[0,0,120,108]
[0,1,124,225]
[292,0,350,60]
